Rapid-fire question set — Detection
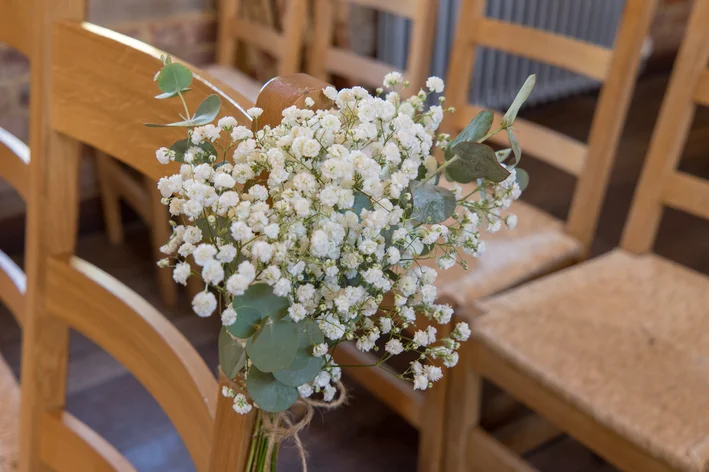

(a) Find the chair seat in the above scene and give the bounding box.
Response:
[434,199,582,308]
[203,64,263,104]
[476,249,709,472]
[0,354,19,471]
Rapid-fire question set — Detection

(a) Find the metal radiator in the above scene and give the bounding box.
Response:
[377,0,637,109]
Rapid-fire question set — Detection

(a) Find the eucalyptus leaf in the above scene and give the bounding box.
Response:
[246,315,300,372]
[515,167,530,192]
[286,320,325,371]
[501,75,536,128]
[145,95,222,128]
[227,284,290,338]
[246,367,299,413]
[155,88,191,100]
[508,129,521,167]
[218,328,245,378]
[169,139,217,164]
[352,191,372,217]
[448,110,493,152]
[157,62,192,95]
[447,141,510,183]
[410,181,456,224]
[274,356,324,387]
[496,148,512,163]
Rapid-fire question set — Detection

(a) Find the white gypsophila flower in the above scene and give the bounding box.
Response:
[192,291,217,318]
[298,384,314,398]
[222,386,236,398]
[156,147,172,164]
[426,76,445,93]
[247,107,263,119]
[193,244,217,266]
[452,322,471,342]
[232,394,252,414]
[413,375,429,391]
[202,260,225,285]
[172,262,191,285]
[385,339,404,355]
[312,343,328,357]
[221,306,237,326]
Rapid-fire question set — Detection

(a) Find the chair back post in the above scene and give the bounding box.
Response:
[566,0,660,255]
[621,0,709,254]
[404,0,439,93]
[216,0,242,66]
[19,0,88,470]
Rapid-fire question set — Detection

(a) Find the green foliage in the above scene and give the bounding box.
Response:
[227,284,290,339]
[496,148,512,163]
[445,141,510,183]
[273,356,324,387]
[146,95,222,128]
[410,181,457,224]
[286,320,325,371]
[218,328,245,379]
[501,75,536,128]
[508,130,521,167]
[169,139,217,164]
[446,110,493,156]
[352,191,372,217]
[515,168,530,191]
[246,367,299,413]
[246,314,300,372]
[157,62,193,96]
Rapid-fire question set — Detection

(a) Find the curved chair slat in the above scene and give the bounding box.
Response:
[45,256,217,471]
[0,127,30,200]
[0,0,32,55]
[41,411,137,472]
[0,250,26,324]
[50,21,253,183]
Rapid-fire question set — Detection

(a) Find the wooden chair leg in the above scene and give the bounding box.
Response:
[146,178,178,308]
[443,322,482,472]
[94,150,124,245]
[418,324,452,472]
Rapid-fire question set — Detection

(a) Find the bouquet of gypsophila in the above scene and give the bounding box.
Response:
[149,56,533,470]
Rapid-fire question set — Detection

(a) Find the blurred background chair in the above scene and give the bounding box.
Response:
[19,11,266,469]
[308,0,439,93]
[445,0,709,470]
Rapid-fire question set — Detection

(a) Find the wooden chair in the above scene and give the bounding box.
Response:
[17,8,319,469]
[436,0,658,308]
[308,0,439,93]
[209,0,308,103]
[0,1,35,468]
[95,1,308,308]
[444,1,709,470]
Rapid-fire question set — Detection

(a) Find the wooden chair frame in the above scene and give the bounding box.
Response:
[443,1,709,471]
[445,0,657,255]
[18,9,312,469]
[308,0,439,93]
[215,0,308,79]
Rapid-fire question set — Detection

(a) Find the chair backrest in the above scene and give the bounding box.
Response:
[19,13,261,471]
[622,0,709,254]
[0,0,34,325]
[307,0,439,93]
[215,0,308,77]
[445,0,658,254]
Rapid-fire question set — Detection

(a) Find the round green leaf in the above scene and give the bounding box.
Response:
[449,110,493,150]
[446,142,510,183]
[157,63,193,95]
[351,191,372,217]
[286,320,325,371]
[410,181,456,224]
[515,168,530,192]
[232,284,290,320]
[246,314,300,372]
[218,328,245,378]
[274,356,324,387]
[226,305,263,339]
[246,367,299,413]
[508,129,522,167]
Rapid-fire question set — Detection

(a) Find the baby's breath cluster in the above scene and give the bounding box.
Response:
[154,70,527,415]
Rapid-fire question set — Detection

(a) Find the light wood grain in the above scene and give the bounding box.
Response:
[474,18,612,82]
[0,127,30,200]
[146,176,179,307]
[308,0,438,93]
[50,22,252,182]
[661,171,709,222]
[692,69,709,106]
[467,429,538,472]
[622,0,709,253]
[0,0,32,55]
[94,151,125,245]
[41,411,137,472]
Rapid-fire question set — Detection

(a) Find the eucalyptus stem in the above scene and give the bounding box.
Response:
[177,91,190,121]
[246,412,263,472]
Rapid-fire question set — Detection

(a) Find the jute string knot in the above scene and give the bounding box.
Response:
[222,370,347,471]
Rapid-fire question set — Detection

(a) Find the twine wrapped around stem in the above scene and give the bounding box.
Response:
[221,370,348,471]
